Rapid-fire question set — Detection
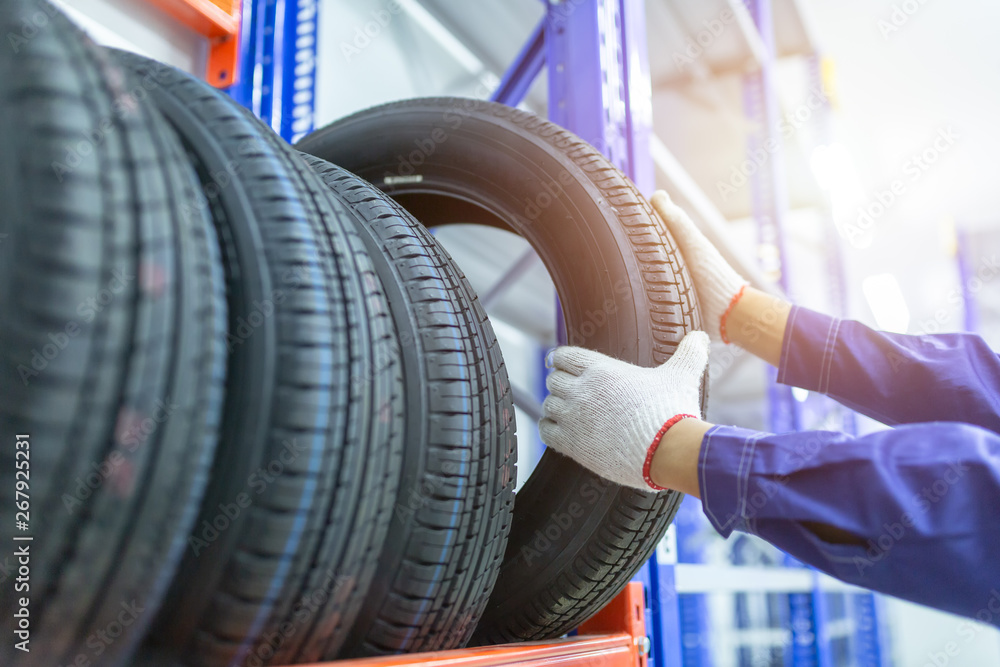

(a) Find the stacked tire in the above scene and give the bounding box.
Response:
[0,3,227,665]
[297,98,704,645]
[0,2,702,666]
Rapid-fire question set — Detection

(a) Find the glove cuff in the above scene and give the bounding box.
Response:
[642,413,698,491]
[719,283,749,344]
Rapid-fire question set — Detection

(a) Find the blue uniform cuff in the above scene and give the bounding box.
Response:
[776,306,844,394]
[698,423,769,538]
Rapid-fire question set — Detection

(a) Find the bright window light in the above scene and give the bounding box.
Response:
[810,143,865,227]
[792,387,809,402]
[862,273,910,333]
[810,143,862,193]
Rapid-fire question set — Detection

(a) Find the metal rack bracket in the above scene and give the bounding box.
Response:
[145,0,241,86]
[285,583,648,667]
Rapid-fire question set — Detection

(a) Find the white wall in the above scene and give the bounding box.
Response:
[316,0,494,128]
[886,598,1000,667]
[53,0,205,72]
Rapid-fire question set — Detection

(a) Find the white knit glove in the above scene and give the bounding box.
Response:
[651,190,748,343]
[538,331,710,491]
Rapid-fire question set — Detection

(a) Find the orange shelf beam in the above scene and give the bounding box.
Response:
[286,583,648,667]
[144,0,241,87]
[296,635,635,667]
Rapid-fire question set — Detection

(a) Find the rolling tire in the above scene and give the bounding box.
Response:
[111,52,403,666]
[0,3,227,665]
[302,156,516,656]
[297,97,703,643]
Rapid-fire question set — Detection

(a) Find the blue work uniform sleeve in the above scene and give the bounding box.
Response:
[777,306,1000,433]
[699,422,1000,626]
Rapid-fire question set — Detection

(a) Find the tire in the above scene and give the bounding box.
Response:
[0,3,227,666]
[302,155,517,656]
[297,97,702,643]
[110,53,404,665]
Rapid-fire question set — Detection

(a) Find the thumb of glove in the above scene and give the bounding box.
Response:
[650,191,702,248]
[658,331,710,418]
[660,330,710,379]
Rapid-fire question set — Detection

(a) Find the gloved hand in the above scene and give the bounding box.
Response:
[651,190,748,343]
[539,331,710,491]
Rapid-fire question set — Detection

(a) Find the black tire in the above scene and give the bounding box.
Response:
[0,3,227,666]
[110,53,404,666]
[297,97,702,643]
[302,155,517,656]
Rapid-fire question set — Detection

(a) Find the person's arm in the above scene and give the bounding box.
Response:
[543,191,1000,628]
[774,305,1000,433]
[697,420,1000,628]
[538,333,1000,627]
[652,190,1000,434]
[725,285,1000,432]
[721,285,791,367]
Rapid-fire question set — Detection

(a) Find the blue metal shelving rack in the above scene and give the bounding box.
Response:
[228,0,318,143]
[228,1,892,664]
[491,1,891,665]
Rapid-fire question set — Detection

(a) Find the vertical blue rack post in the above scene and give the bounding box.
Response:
[228,0,317,143]
[281,0,318,143]
[543,2,671,666]
[491,0,670,662]
[545,0,653,194]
